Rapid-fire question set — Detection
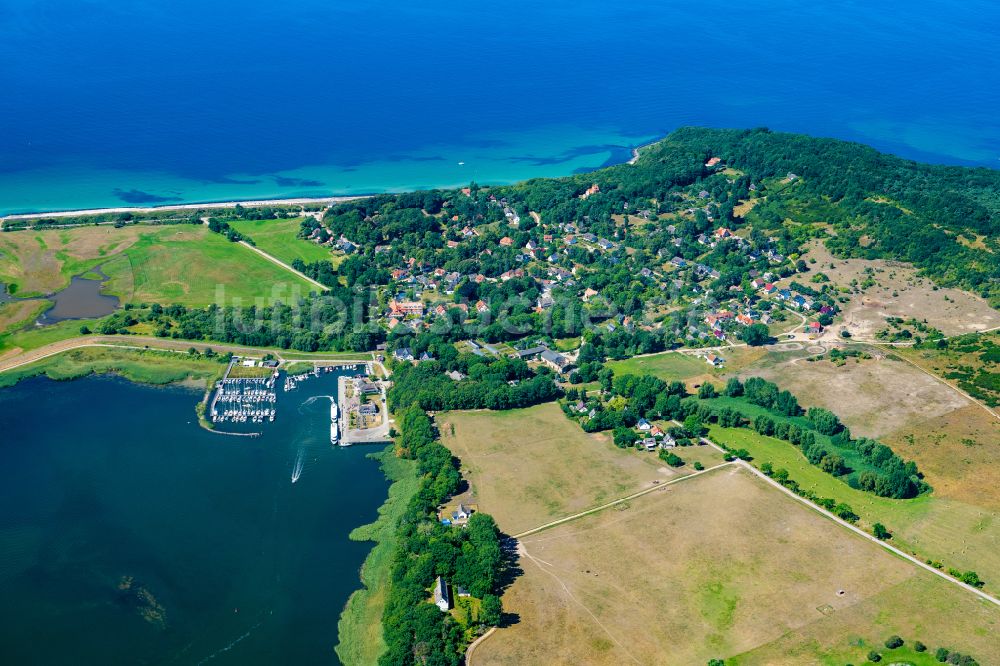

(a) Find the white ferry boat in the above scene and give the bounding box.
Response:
[330,400,339,422]
[330,422,339,444]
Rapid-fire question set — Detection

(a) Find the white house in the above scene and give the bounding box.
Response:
[433,576,451,612]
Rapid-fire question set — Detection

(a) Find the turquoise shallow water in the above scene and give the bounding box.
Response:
[0,373,386,665]
[2,0,999,214]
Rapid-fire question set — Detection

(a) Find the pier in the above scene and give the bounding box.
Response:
[209,357,278,425]
[338,372,391,445]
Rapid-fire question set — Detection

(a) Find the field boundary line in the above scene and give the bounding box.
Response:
[512,461,735,539]
[695,426,1000,606]
[464,627,496,664]
[885,350,999,422]
[730,457,1000,608]
[236,240,330,292]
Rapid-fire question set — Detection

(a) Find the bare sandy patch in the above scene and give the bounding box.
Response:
[802,241,999,338]
[744,352,968,439]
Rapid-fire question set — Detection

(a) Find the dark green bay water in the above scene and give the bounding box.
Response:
[0,372,388,665]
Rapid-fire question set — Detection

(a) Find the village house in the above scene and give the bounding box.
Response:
[540,349,571,373]
[705,156,722,167]
[705,353,725,367]
[792,294,812,310]
[499,236,514,247]
[580,183,601,199]
[388,299,425,317]
[394,347,414,362]
[433,576,451,612]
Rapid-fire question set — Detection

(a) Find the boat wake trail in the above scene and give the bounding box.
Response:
[195,612,271,665]
[291,448,305,483]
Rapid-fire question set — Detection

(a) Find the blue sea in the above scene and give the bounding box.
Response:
[2,0,999,215]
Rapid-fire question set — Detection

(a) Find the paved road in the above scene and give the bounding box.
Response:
[0,335,370,375]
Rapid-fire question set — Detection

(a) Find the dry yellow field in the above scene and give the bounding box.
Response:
[743,352,969,439]
[439,403,726,535]
[474,466,1000,665]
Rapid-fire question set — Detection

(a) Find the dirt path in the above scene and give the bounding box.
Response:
[513,462,735,538]
[237,239,329,292]
[198,216,329,292]
[737,458,1000,608]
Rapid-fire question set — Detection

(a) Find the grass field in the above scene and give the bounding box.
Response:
[476,466,1000,665]
[896,332,1000,408]
[708,425,1000,593]
[884,404,1000,509]
[100,225,319,306]
[0,346,226,389]
[227,217,338,266]
[439,403,725,535]
[337,448,418,666]
[606,350,709,381]
[0,225,147,296]
[0,299,49,334]
[0,318,102,356]
[0,224,321,308]
[607,347,765,389]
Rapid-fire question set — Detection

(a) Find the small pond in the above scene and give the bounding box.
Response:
[1,267,120,327]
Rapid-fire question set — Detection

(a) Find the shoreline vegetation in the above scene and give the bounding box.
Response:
[336,447,419,666]
[0,346,227,390]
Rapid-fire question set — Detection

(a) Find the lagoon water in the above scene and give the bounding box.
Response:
[0,373,387,665]
[2,0,1000,214]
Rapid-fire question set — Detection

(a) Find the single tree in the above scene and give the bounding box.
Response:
[885,635,904,649]
[872,523,891,540]
[480,594,502,626]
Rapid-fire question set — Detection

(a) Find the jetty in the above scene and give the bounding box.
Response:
[209,357,278,425]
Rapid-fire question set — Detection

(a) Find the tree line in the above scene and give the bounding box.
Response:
[379,407,505,665]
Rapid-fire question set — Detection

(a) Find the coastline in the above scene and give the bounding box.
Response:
[1,195,371,222]
[0,138,657,222]
[336,445,419,666]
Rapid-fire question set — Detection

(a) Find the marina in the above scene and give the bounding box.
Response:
[206,357,388,448]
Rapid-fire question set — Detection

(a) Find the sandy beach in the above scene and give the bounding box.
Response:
[0,195,369,222]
